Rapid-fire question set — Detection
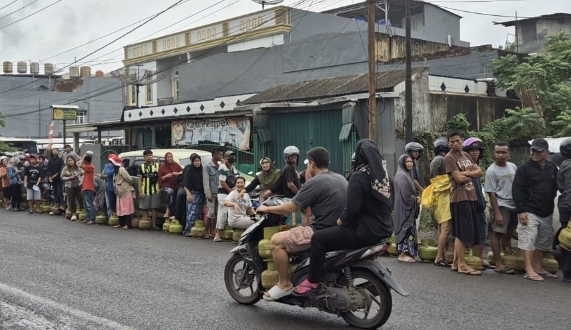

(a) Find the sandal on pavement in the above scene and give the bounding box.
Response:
[537,272,558,279]
[524,274,544,282]
[293,279,319,295]
[482,263,495,270]
[434,259,450,267]
[495,267,516,275]
[398,255,416,263]
[263,285,294,301]
[458,266,481,276]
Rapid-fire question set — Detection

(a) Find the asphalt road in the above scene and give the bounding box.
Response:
[0,211,569,330]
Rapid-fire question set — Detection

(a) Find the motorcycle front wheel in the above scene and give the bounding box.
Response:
[224,254,261,305]
[341,269,392,329]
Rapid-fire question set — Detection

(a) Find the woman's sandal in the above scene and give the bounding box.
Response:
[458,266,481,276]
[537,272,557,279]
[494,267,516,275]
[524,274,544,282]
[398,255,416,263]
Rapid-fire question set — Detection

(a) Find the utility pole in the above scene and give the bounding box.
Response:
[367,0,377,142]
[405,0,413,142]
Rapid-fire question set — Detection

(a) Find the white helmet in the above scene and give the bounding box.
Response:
[283,146,300,163]
[405,142,424,157]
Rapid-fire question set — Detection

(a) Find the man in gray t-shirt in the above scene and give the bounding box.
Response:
[256,147,347,301]
[484,142,518,273]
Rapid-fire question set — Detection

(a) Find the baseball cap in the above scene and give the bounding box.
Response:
[530,138,549,152]
[224,150,235,157]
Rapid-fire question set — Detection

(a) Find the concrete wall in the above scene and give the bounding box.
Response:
[515,18,571,53]
[178,30,497,102]
[0,76,125,139]
[376,34,452,62]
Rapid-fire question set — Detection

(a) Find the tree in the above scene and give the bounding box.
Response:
[493,32,571,135]
[0,111,14,153]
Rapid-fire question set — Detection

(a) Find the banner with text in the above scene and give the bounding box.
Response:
[171,117,251,150]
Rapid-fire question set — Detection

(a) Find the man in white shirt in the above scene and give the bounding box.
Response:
[224,176,256,229]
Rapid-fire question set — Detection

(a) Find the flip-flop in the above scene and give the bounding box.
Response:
[482,263,495,270]
[494,267,516,275]
[263,285,293,301]
[458,267,481,276]
[538,272,558,279]
[434,259,450,267]
[524,274,544,282]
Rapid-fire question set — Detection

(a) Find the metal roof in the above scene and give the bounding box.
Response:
[494,13,571,27]
[242,68,426,105]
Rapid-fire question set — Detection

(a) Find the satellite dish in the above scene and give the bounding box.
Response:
[250,0,284,9]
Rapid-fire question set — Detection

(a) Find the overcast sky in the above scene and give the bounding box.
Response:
[0,0,566,74]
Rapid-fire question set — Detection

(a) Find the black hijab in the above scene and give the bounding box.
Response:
[184,153,203,190]
[352,139,392,208]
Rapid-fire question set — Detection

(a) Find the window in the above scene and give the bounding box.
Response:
[173,78,179,101]
[74,111,87,124]
[127,85,137,106]
[146,84,153,104]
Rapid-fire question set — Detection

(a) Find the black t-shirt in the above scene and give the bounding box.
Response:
[272,164,301,198]
[24,165,44,189]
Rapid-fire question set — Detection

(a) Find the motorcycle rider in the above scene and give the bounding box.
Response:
[295,139,393,294]
[257,147,347,301]
[405,142,425,193]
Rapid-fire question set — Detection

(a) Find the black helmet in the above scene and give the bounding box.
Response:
[433,137,449,156]
[560,138,571,159]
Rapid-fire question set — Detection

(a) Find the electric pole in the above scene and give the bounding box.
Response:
[367,0,377,142]
[405,0,413,142]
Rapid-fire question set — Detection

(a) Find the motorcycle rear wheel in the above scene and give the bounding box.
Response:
[224,254,261,305]
[341,269,392,329]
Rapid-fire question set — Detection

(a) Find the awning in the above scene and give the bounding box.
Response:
[339,123,354,141]
[256,128,273,143]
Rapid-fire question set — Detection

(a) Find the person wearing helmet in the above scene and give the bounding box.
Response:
[513,138,558,281]
[263,146,302,203]
[422,137,452,266]
[556,137,571,282]
[484,141,518,274]
[462,137,493,269]
[444,130,484,275]
[405,142,425,193]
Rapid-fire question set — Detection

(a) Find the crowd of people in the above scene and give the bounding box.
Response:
[1,133,569,295]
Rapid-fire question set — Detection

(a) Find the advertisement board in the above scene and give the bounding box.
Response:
[171,117,251,150]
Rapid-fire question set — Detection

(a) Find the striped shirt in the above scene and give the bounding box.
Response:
[138,162,160,195]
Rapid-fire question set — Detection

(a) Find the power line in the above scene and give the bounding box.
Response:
[0,0,187,97]
[3,0,318,117]
[0,0,63,30]
[0,0,20,12]
[0,0,40,21]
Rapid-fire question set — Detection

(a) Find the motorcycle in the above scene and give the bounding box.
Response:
[224,197,408,329]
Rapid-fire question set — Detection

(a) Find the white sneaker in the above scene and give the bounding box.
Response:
[70,215,77,221]
[49,211,54,215]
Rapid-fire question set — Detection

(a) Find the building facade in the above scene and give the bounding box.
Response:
[496,13,571,53]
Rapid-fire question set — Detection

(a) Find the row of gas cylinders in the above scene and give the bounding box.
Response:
[386,235,559,274]
[259,226,299,290]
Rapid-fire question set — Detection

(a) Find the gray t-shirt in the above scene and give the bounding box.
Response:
[484,162,517,209]
[292,171,348,231]
[218,163,239,194]
[225,190,252,223]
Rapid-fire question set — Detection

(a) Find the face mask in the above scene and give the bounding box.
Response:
[227,157,236,164]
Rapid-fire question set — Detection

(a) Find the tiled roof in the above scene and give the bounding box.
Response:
[242,68,426,105]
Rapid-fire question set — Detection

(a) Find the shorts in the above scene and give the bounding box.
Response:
[206,194,217,219]
[491,207,518,234]
[26,188,41,201]
[439,220,451,235]
[2,187,11,199]
[517,212,553,251]
[450,201,480,245]
[139,193,161,210]
[282,226,314,253]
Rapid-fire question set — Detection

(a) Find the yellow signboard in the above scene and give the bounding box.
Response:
[52,107,77,121]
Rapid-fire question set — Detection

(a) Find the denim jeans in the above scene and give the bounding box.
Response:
[82,190,96,222]
[105,190,116,218]
[52,181,65,207]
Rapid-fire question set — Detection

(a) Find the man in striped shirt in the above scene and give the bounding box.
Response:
[138,149,161,230]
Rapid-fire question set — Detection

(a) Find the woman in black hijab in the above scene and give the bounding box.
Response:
[182,153,205,236]
[295,139,394,294]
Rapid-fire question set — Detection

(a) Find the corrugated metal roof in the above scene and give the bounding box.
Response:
[243,68,426,105]
[495,13,571,27]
